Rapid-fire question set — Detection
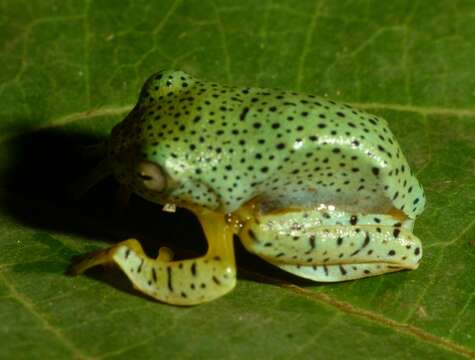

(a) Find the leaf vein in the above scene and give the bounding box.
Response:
[210,0,232,82]
[296,1,323,90]
[0,272,93,360]
[284,283,475,359]
[240,268,475,359]
[2,99,475,146]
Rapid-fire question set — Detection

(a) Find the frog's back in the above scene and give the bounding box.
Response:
[226,89,426,219]
[137,71,425,219]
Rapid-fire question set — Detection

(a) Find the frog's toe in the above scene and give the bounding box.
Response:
[69,239,144,275]
[157,246,174,262]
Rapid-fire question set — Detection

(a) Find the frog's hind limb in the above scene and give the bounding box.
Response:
[268,261,408,282]
[239,212,422,282]
[70,208,236,305]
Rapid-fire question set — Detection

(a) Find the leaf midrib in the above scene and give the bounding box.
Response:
[2,101,475,145]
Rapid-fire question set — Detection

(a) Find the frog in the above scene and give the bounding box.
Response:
[71,69,426,305]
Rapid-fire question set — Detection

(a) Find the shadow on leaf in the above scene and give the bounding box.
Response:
[1,128,311,300]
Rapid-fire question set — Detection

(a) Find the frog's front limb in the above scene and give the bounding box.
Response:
[238,210,422,282]
[71,208,236,305]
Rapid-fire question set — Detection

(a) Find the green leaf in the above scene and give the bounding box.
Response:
[1,0,474,359]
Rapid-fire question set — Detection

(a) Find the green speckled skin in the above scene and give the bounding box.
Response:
[111,70,425,217]
[73,70,426,305]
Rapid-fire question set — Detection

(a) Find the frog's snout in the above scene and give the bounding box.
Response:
[107,142,137,187]
[108,108,144,186]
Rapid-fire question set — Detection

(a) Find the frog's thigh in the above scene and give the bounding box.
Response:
[240,215,422,282]
[271,261,406,282]
[71,209,236,305]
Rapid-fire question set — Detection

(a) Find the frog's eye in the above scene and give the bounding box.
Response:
[136,161,166,192]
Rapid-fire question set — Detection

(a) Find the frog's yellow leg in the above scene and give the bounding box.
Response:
[70,208,236,305]
[240,220,422,282]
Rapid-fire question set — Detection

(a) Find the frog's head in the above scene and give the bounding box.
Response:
[106,70,204,207]
[107,104,165,192]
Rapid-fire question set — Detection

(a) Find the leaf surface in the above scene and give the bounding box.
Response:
[1,1,474,359]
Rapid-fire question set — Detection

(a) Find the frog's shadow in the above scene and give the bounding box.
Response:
[3,128,314,300]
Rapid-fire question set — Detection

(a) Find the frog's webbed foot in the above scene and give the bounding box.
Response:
[71,209,236,305]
